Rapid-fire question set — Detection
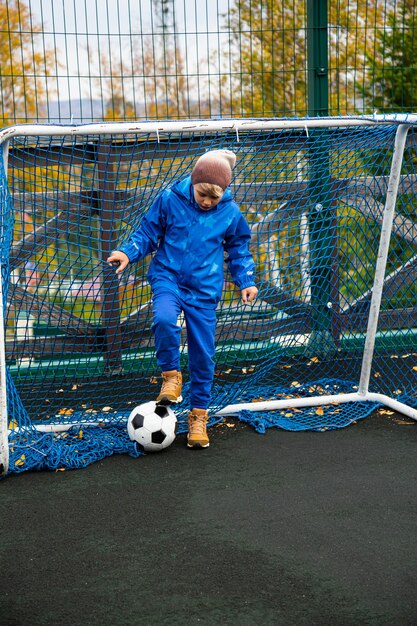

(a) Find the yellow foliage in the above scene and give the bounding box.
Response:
[228,0,389,117]
[0,0,58,125]
[14,454,26,467]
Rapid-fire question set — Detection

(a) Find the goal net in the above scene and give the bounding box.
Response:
[1,117,416,475]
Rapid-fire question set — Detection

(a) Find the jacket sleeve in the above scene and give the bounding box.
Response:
[118,194,166,263]
[224,211,256,289]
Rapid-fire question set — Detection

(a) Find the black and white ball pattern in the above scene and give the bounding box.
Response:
[127,401,177,453]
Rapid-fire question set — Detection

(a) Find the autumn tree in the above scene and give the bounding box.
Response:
[360,0,417,113]
[225,0,307,117]
[95,39,196,121]
[99,52,137,121]
[0,0,57,125]
[328,0,395,114]
[96,0,203,121]
[225,0,395,117]
[137,0,204,119]
[135,36,192,119]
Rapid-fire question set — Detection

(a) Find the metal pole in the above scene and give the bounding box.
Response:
[0,267,9,475]
[97,141,123,373]
[0,141,10,475]
[358,124,410,395]
[307,0,329,118]
[1,116,417,146]
[306,0,338,355]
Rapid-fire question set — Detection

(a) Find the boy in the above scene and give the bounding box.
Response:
[108,150,258,449]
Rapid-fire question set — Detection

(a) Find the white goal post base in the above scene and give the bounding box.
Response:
[5,391,416,439]
[5,392,416,439]
[215,392,417,421]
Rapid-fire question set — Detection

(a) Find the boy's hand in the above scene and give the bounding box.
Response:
[107,251,129,275]
[241,286,258,304]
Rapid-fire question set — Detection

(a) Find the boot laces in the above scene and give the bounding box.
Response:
[162,372,180,393]
[189,414,207,434]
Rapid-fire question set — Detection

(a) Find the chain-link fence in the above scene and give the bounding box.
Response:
[1,0,416,125]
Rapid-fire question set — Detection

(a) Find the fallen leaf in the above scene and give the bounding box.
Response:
[14,454,25,467]
[315,407,324,415]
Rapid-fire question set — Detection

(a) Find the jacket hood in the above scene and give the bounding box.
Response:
[171,175,233,208]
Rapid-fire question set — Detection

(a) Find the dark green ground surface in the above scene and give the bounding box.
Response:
[1,411,416,626]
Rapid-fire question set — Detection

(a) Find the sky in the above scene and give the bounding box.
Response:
[28,0,233,102]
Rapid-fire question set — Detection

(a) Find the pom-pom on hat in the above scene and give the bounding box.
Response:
[191,149,237,190]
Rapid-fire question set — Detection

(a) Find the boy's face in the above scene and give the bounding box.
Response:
[193,184,223,211]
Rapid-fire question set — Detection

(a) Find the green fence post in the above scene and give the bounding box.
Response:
[306,0,338,356]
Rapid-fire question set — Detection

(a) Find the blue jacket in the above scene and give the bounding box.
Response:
[119,176,255,309]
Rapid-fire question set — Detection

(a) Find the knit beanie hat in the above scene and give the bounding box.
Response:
[191,149,237,190]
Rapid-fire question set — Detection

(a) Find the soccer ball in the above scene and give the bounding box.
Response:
[127,401,177,453]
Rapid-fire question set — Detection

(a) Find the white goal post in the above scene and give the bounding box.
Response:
[1,115,417,475]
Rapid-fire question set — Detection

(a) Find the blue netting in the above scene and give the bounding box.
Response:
[5,379,384,473]
[1,119,416,474]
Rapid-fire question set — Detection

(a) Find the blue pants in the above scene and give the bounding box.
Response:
[152,289,217,410]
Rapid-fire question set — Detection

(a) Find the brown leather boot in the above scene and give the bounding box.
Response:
[187,408,210,448]
[156,370,183,405]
